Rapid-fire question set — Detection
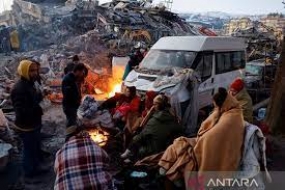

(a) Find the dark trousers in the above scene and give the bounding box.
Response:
[63,107,78,128]
[19,129,41,177]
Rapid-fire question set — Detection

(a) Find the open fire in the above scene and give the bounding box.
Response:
[89,129,109,147]
[108,82,122,98]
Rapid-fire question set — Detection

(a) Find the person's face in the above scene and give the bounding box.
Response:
[28,63,38,81]
[35,64,40,76]
[153,101,160,111]
[125,88,131,97]
[75,70,86,82]
[229,88,238,96]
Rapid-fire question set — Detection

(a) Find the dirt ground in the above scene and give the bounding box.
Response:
[23,105,65,190]
[10,106,285,189]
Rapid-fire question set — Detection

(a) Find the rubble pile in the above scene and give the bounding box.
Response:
[231,21,280,60]
[0,0,204,103]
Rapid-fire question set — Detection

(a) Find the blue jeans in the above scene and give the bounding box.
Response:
[19,129,41,177]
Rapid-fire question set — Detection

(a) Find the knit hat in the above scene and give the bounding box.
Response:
[17,60,33,80]
[230,78,244,93]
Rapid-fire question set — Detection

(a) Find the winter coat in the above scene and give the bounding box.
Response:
[235,88,253,123]
[11,78,43,131]
[62,73,81,109]
[100,93,140,116]
[236,122,271,189]
[132,109,183,159]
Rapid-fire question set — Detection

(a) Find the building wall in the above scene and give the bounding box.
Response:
[224,17,252,35]
[260,15,285,40]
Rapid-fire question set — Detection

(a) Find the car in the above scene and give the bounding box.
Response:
[245,59,276,89]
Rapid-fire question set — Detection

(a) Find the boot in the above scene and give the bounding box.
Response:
[120,149,131,159]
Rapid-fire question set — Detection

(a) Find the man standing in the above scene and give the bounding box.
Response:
[62,63,87,128]
[63,55,80,76]
[11,60,44,177]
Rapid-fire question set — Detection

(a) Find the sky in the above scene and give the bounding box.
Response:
[0,0,284,14]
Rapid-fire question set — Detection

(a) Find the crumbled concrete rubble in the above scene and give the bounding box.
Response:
[0,0,211,189]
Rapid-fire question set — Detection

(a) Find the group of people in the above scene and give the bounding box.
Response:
[9,53,255,189]
[54,76,255,189]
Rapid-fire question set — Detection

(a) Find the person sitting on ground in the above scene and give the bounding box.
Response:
[54,125,113,190]
[229,78,253,123]
[124,91,158,148]
[100,86,140,127]
[158,88,245,188]
[121,94,183,162]
[125,91,158,134]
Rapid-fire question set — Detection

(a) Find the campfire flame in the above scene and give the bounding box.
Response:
[89,129,109,147]
[108,82,122,98]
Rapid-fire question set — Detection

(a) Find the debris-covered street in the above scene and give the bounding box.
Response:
[0,0,285,190]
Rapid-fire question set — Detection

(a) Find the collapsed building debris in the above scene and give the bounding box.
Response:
[0,0,209,102]
[230,21,282,61]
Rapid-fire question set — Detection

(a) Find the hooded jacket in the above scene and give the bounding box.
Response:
[11,60,43,131]
[235,88,253,123]
[132,109,183,159]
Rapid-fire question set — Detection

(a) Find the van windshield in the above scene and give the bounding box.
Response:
[139,50,197,71]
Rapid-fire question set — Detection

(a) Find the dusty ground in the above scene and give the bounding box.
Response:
[25,105,65,190]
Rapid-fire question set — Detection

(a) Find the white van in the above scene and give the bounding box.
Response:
[124,36,247,109]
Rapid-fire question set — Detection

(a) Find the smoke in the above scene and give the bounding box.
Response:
[0,0,13,13]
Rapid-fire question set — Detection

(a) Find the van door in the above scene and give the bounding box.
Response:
[214,51,245,92]
[192,52,215,108]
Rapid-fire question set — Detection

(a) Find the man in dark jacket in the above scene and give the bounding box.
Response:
[11,60,44,177]
[63,55,80,75]
[62,63,87,128]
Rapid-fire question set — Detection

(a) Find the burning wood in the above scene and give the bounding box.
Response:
[88,129,109,147]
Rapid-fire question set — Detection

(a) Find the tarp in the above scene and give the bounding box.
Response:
[112,56,130,80]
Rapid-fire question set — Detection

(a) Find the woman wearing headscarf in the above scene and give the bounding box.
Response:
[121,94,183,162]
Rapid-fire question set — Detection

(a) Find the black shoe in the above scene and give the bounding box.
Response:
[24,176,42,184]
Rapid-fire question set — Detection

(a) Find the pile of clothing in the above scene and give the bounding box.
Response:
[78,96,99,119]
[78,96,114,129]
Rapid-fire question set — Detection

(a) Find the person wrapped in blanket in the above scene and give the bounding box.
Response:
[99,86,140,130]
[54,125,113,190]
[121,94,184,163]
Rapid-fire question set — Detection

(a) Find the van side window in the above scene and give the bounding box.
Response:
[216,51,245,74]
[196,54,213,81]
